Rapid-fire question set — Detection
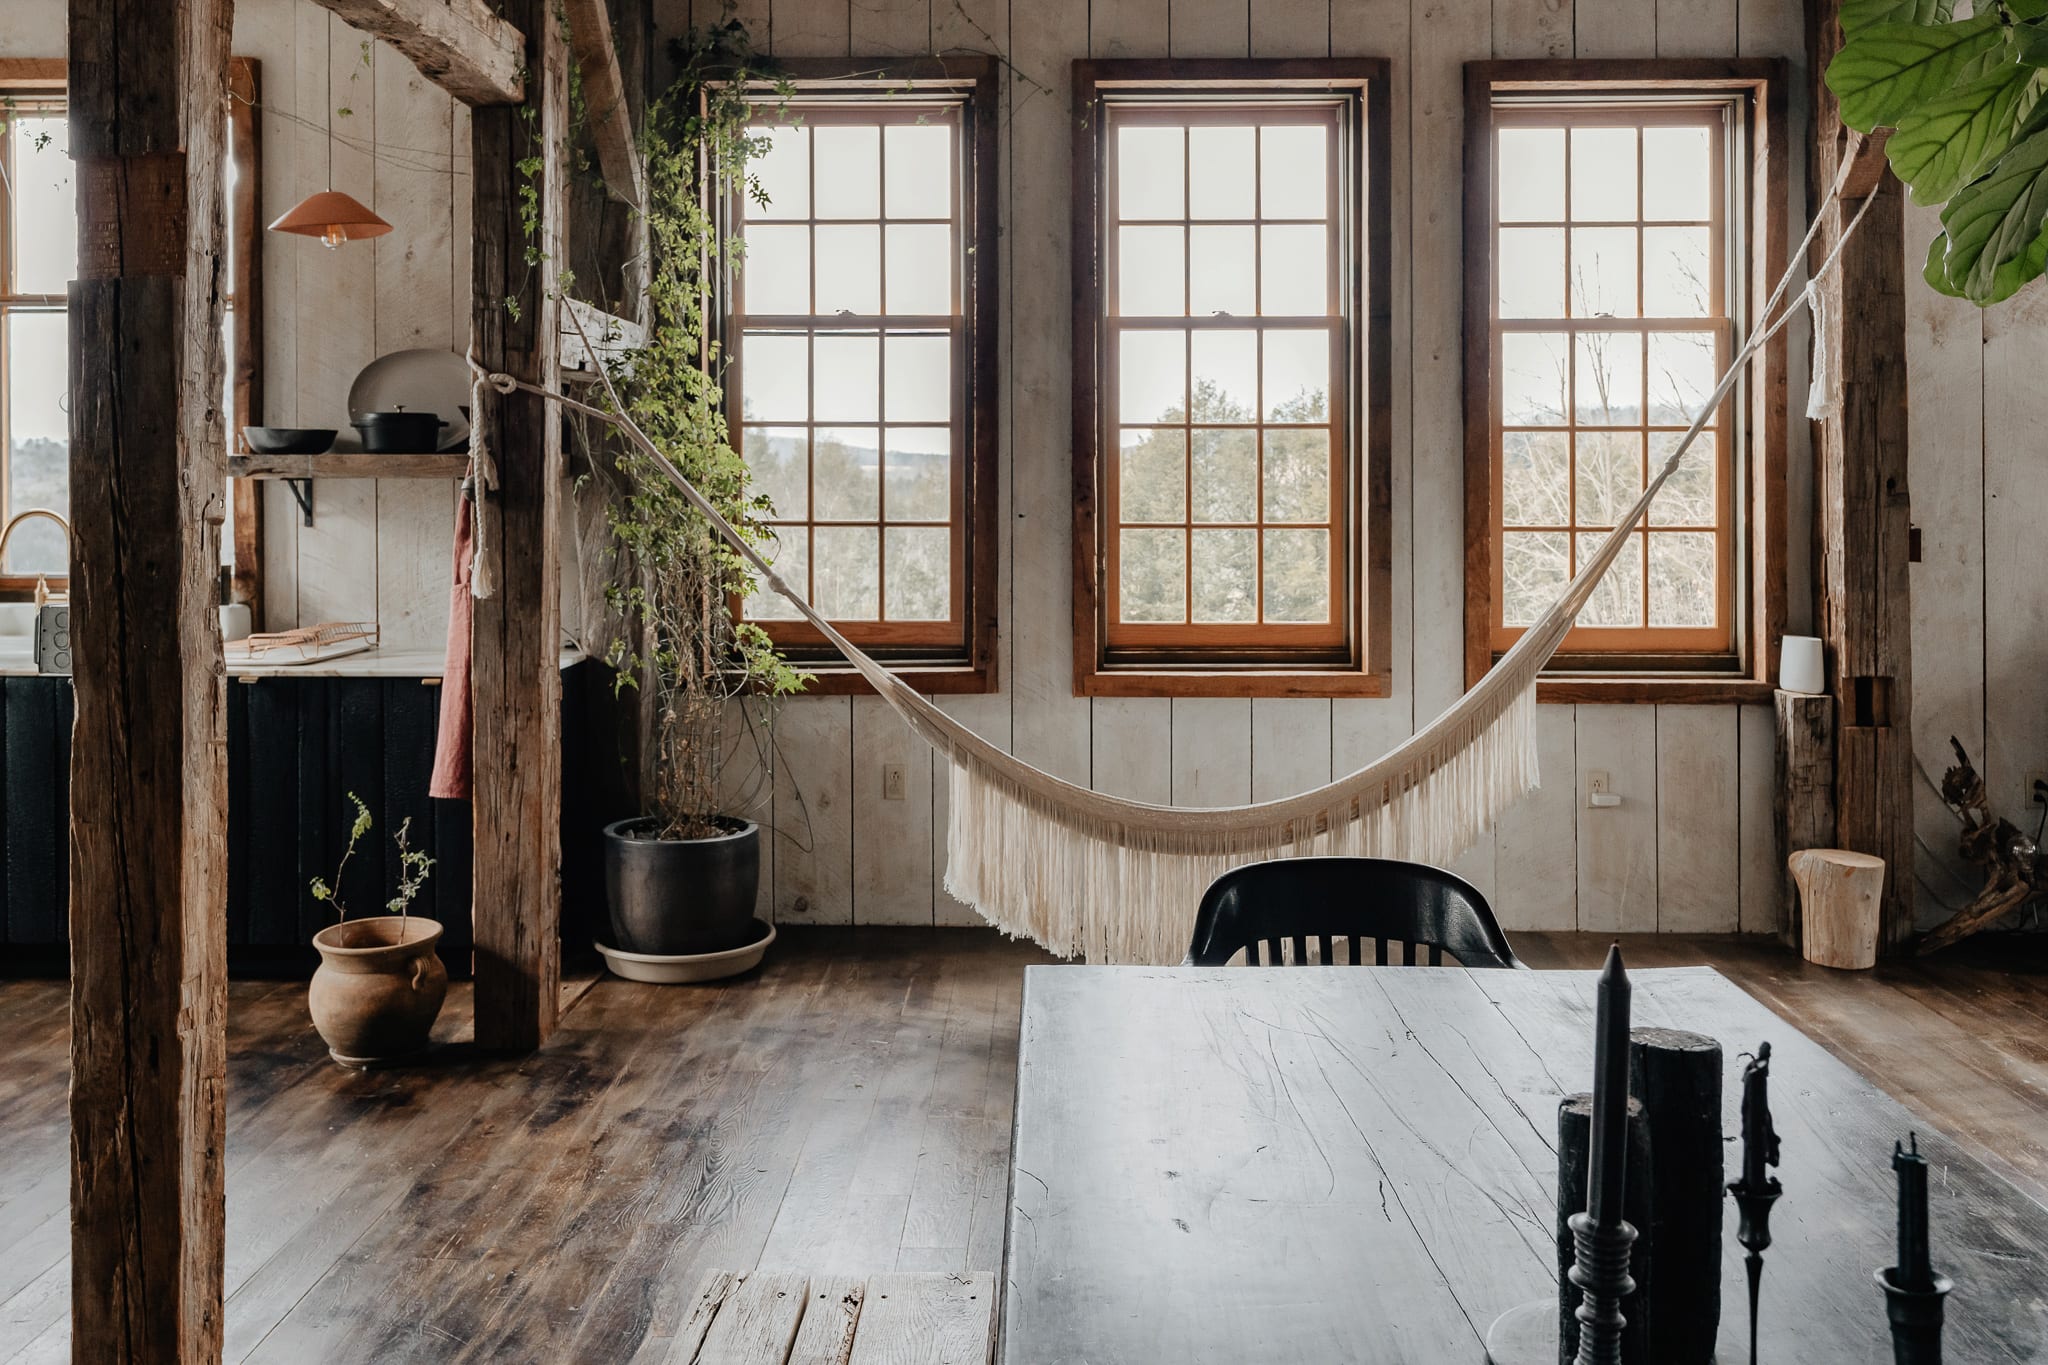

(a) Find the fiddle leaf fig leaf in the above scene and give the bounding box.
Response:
[1923,228,1968,296]
[1934,120,2048,302]
[2013,20,2048,67]
[1840,0,1953,35]
[2010,0,2048,23]
[1827,14,2012,132]
[1889,65,2048,204]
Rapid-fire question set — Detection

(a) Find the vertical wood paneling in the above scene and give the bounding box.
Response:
[1656,0,1734,57]
[1571,0,1655,58]
[1249,0,1327,57]
[1092,699,1173,803]
[1576,704,1658,932]
[1493,705,1578,930]
[852,699,936,924]
[1738,701,1778,934]
[853,0,928,53]
[1251,699,1331,802]
[1493,0,1571,59]
[774,0,851,55]
[1093,0,1168,56]
[1172,698,1252,806]
[1655,705,1740,932]
[1169,0,1250,56]
[772,696,855,925]
[1980,291,2048,846]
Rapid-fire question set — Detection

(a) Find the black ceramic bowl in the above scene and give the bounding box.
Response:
[243,426,336,455]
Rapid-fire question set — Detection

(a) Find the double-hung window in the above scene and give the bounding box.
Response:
[727,58,999,693]
[0,69,71,593]
[1072,61,1391,697]
[1463,62,1787,700]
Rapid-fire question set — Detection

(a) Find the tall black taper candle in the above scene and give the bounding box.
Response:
[1879,1132,1951,1365]
[1894,1134,1933,1292]
[1569,944,1637,1365]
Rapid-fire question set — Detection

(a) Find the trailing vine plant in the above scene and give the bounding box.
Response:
[1828,0,2048,303]
[582,10,809,841]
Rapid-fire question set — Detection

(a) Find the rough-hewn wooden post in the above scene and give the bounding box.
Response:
[66,0,233,1357]
[470,0,567,1050]
[1809,0,1914,950]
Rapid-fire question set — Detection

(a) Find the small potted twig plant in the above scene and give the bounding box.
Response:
[306,794,445,1067]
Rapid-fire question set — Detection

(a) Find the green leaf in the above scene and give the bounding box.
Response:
[1935,120,2048,301]
[1889,65,2047,204]
[2011,0,2048,22]
[1923,229,1969,295]
[2014,21,2048,67]
[1827,14,2011,132]
[1840,0,1953,36]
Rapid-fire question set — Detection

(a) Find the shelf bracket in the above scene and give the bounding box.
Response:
[285,477,314,527]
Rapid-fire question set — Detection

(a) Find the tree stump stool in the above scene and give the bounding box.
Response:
[1789,848,1885,969]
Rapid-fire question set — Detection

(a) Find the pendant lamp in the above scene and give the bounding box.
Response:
[268,189,390,247]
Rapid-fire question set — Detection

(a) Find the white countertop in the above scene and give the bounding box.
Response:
[0,643,588,680]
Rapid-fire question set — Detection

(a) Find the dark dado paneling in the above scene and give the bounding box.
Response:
[1,662,604,977]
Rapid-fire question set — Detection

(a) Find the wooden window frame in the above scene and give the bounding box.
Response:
[0,57,262,614]
[719,56,1000,696]
[1072,60,1393,701]
[1462,59,1787,706]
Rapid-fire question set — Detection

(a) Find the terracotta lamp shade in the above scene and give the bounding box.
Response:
[269,189,391,248]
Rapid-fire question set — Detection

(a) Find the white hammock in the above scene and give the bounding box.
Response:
[482,172,1869,964]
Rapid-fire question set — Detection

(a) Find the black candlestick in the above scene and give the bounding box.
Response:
[1894,1134,1933,1292]
[1727,1043,1782,1365]
[1570,945,1637,1365]
[1879,1133,1951,1364]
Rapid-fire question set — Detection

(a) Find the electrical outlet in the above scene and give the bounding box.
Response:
[1586,770,1621,809]
[1587,770,1610,795]
[882,763,907,801]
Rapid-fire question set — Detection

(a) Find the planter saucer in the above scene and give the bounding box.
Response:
[596,919,777,984]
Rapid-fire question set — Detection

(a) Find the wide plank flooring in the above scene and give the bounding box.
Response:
[2,927,2046,1361]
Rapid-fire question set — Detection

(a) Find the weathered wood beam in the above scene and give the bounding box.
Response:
[304,0,524,105]
[1810,0,1915,950]
[1774,689,1836,952]
[470,0,567,1051]
[66,0,232,1356]
[563,0,646,210]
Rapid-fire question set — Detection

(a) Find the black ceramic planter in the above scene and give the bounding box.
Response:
[602,817,760,956]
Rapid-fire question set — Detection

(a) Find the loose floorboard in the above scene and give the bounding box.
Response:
[2,928,2045,1361]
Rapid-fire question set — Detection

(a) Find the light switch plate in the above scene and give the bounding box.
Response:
[882,763,907,801]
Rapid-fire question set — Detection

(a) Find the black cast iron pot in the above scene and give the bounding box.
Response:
[350,409,448,453]
[602,817,760,956]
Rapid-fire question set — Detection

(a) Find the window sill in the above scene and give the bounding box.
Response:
[792,662,996,697]
[1533,674,1776,705]
[1078,667,1392,700]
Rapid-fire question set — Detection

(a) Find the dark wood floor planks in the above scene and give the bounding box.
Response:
[2,928,2047,1361]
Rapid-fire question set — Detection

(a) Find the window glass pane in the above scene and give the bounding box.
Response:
[745,426,809,521]
[1501,531,1569,627]
[1263,429,1329,523]
[1573,332,1643,426]
[1643,227,1711,317]
[1498,127,1565,221]
[1192,528,1257,622]
[1501,431,1570,526]
[1574,431,1644,528]
[750,123,809,219]
[884,526,950,620]
[1189,125,1255,219]
[1120,528,1186,622]
[1647,331,1717,425]
[741,332,809,420]
[884,427,951,522]
[740,225,810,314]
[814,526,880,618]
[1648,531,1716,627]
[815,225,881,313]
[1119,225,1186,316]
[1118,125,1185,219]
[1191,428,1256,523]
[11,116,74,293]
[1569,226,1637,318]
[813,125,881,217]
[1260,123,1327,220]
[884,333,951,422]
[1262,529,1329,622]
[1262,329,1328,422]
[744,527,808,620]
[813,334,879,421]
[1500,332,1568,426]
[1120,428,1188,524]
[1259,225,1327,315]
[1189,226,1256,316]
[1191,329,1257,422]
[885,223,952,314]
[1119,329,1187,425]
[1648,430,1715,526]
[1499,227,1565,319]
[1570,127,1637,221]
[884,122,951,218]
[4,312,69,574]
[813,427,880,520]
[1576,531,1643,627]
[1643,126,1712,221]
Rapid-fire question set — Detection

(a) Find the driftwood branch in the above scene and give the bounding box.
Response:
[1918,737,2040,955]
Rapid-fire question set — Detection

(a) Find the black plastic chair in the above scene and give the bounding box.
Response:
[1183,857,1526,968]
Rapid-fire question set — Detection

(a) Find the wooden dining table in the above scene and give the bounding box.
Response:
[1001,964,2048,1363]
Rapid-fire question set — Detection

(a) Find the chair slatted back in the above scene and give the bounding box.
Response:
[1184,858,1524,970]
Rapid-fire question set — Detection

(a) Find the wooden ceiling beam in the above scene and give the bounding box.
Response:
[305,0,525,105]
[564,0,647,209]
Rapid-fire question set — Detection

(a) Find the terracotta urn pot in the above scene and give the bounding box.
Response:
[308,916,448,1067]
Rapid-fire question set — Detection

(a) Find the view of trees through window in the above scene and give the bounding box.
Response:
[1490,106,1733,653]
[1104,105,1346,649]
[2,104,72,577]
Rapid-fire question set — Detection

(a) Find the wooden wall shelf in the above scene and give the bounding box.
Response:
[229,452,471,480]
